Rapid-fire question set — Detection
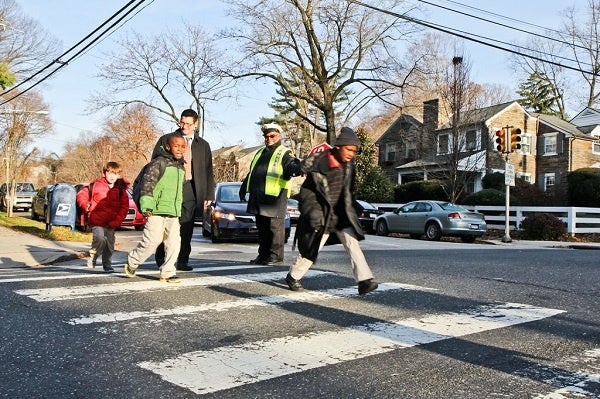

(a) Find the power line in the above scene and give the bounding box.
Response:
[0,0,148,106]
[348,0,598,76]
[416,0,589,53]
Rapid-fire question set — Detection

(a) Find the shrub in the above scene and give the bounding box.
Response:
[462,188,511,206]
[356,166,394,203]
[393,180,447,203]
[567,168,600,207]
[482,172,504,191]
[520,213,566,240]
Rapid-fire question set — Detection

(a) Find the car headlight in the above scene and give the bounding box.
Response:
[213,210,236,221]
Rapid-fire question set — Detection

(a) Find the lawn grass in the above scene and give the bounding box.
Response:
[0,212,91,242]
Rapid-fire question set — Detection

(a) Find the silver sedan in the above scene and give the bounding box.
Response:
[373,200,487,243]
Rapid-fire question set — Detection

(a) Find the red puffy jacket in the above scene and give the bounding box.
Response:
[76,178,130,230]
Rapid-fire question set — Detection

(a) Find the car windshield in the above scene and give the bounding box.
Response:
[16,183,34,192]
[439,202,467,211]
[219,185,242,203]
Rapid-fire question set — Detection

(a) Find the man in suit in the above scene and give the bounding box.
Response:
[152,108,216,271]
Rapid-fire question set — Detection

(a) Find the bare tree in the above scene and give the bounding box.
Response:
[90,23,234,135]
[0,0,60,80]
[57,104,162,183]
[222,0,418,144]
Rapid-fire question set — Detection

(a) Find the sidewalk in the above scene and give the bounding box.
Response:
[0,225,599,269]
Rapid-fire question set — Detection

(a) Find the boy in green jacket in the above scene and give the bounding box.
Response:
[124,135,186,283]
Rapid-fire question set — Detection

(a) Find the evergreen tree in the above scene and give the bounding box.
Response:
[517,70,564,118]
[354,127,394,202]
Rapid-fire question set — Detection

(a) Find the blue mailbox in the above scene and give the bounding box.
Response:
[46,183,76,231]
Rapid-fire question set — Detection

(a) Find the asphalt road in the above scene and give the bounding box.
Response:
[0,228,598,398]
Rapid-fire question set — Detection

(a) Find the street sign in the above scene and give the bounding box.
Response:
[505,163,515,187]
[308,142,332,156]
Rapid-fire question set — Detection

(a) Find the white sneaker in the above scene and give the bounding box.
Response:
[87,251,96,268]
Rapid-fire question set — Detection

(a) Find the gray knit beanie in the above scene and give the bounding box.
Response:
[334,127,360,147]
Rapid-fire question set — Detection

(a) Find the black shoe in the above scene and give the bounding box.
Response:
[176,263,193,271]
[250,257,267,264]
[103,266,115,273]
[285,273,303,291]
[358,279,378,295]
[258,257,283,265]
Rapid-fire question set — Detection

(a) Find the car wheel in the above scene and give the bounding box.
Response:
[425,222,442,241]
[461,235,476,243]
[409,234,421,239]
[375,220,389,236]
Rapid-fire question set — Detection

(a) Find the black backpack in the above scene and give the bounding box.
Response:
[131,158,168,211]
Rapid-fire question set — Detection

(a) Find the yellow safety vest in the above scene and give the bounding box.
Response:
[247,145,292,197]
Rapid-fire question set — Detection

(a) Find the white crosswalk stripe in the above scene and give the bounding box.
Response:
[13,270,332,301]
[138,303,564,395]
[66,282,438,325]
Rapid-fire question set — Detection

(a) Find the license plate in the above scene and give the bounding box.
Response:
[370,213,378,218]
[470,224,478,229]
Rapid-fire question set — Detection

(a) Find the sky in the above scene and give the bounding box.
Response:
[16,0,572,156]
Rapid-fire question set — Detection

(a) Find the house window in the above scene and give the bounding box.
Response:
[465,130,477,151]
[385,143,397,162]
[544,173,555,191]
[521,135,532,155]
[593,140,600,155]
[517,172,532,183]
[437,134,449,154]
[544,134,557,155]
[405,143,417,160]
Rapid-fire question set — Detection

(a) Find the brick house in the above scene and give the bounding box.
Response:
[377,99,600,203]
[534,109,600,203]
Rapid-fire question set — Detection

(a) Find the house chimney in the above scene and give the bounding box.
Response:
[423,99,439,133]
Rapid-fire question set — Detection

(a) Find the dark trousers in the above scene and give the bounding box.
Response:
[156,181,196,267]
[256,214,285,261]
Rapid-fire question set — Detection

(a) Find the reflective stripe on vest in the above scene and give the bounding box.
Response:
[247,145,292,197]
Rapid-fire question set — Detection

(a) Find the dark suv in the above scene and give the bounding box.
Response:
[0,182,36,211]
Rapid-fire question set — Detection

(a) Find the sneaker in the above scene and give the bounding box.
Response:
[358,279,378,295]
[123,263,136,278]
[104,266,115,273]
[87,251,96,268]
[285,273,303,291]
[159,276,181,283]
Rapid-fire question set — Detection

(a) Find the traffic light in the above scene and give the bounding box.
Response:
[510,128,522,151]
[495,129,506,152]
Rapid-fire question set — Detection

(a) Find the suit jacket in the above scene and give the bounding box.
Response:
[152,129,215,213]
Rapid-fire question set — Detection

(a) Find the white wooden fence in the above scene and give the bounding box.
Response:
[373,204,600,236]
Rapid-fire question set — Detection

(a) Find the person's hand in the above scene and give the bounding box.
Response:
[143,211,153,218]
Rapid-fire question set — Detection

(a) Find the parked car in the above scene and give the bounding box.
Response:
[373,200,487,242]
[203,182,290,243]
[74,183,146,231]
[287,198,300,225]
[0,182,36,211]
[30,185,53,222]
[353,200,384,234]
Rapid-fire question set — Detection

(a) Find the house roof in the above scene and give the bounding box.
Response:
[375,114,422,144]
[538,114,592,139]
[438,101,520,129]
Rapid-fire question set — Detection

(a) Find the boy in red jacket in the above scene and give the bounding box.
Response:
[76,161,130,272]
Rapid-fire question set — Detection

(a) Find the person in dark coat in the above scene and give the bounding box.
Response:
[285,127,378,295]
[76,161,130,273]
[152,109,216,271]
[239,122,302,265]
